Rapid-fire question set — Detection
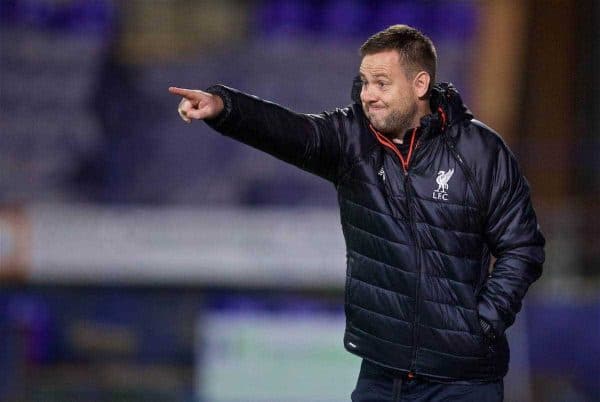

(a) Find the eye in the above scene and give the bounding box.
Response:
[377,81,387,88]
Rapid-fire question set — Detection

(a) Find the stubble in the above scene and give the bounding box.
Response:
[368,102,417,138]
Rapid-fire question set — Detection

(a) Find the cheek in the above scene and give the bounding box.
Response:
[359,90,366,103]
[386,94,404,110]
[391,87,414,108]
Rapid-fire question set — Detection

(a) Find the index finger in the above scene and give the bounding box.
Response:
[168,87,205,99]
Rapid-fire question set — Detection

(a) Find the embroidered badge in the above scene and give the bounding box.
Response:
[433,169,454,200]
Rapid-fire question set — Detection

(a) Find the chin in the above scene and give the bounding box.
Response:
[370,120,387,133]
[367,115,383,128]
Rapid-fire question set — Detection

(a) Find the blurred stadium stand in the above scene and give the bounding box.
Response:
[0,1,598,401]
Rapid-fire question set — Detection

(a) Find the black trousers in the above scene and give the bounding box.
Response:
[351,360,504,402]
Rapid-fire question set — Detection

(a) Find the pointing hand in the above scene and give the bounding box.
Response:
[168,87,224,123]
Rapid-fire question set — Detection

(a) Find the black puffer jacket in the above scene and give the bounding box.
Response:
[205,82,545,381]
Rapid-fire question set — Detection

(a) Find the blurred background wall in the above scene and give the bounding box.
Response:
[0,0,598,401]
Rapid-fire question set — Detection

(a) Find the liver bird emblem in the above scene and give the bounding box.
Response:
[436,169,454,192]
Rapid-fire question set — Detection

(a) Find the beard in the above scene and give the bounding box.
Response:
[367,103,417,138]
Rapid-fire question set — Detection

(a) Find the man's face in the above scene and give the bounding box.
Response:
[359,50,419,136]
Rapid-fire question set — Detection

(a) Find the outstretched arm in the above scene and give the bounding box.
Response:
[168,85,348,183]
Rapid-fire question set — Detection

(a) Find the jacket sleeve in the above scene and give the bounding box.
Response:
[203,85,347,183]
[477,142,545,340]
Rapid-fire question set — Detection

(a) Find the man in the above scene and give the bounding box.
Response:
[169,25,545,401]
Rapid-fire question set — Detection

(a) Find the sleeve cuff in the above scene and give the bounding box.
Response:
[204,84,234,130]
[477,299,506,340]
[479,318,496,341]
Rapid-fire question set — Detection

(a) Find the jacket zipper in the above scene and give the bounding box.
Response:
[370,127,422,376]
[404,173,423,374]
[443,134,486,227]
[443,134,489,296]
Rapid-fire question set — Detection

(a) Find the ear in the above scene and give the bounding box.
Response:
[413,71,431,98]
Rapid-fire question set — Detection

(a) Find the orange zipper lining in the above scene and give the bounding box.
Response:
[370,108,446,172]
[370,125,418,173]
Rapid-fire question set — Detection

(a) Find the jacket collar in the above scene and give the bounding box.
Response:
[424,83,472,138]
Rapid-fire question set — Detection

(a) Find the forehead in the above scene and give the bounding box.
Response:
[359,50,406,76]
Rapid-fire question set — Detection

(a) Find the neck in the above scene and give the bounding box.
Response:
[413,101,432,129]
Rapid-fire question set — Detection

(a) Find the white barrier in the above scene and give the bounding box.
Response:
[0,204,346,288]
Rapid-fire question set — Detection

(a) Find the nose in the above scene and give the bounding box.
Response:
[360,84,377,104]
